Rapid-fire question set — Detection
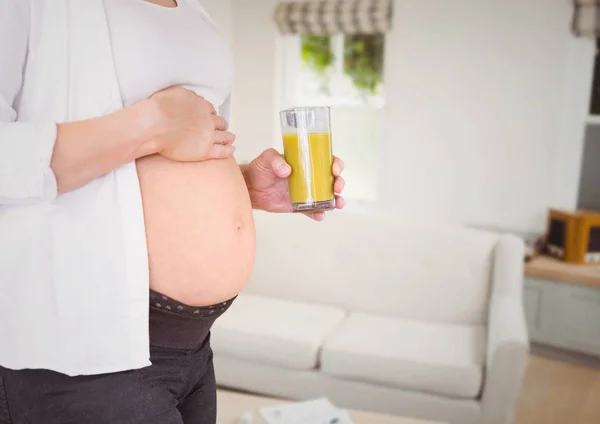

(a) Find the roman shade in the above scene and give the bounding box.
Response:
[274,0,393,35]
[572,0,600,37]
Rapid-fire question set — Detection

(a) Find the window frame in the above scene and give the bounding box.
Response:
[279,34,386,109]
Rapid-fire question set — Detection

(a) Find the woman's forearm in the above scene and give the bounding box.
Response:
[51,100,159,195]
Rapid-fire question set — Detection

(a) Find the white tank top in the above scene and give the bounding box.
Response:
[103,0,233,110]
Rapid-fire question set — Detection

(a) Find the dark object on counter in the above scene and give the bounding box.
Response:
[545,209,600,265]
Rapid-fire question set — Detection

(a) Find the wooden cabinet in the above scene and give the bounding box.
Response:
[524,257,600,357]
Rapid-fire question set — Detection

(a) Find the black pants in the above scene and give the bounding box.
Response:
[0,291,235,424]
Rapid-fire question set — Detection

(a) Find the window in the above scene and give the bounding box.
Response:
[589,38,600,115]
[578,38,600,212]
[278,33,386,202]
[294,34,385,107]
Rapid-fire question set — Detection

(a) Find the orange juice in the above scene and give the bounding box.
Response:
[283,132,334,206]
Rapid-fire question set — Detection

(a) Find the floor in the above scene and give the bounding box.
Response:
[515,347,600,424]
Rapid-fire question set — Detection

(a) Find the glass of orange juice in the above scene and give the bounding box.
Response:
[280,106,335,212]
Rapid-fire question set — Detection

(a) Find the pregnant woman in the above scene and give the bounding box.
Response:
[0,1,345,423]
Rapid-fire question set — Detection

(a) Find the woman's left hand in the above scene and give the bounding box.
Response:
[243,148,346,221]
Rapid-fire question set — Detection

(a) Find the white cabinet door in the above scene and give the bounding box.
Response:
[523,277,600,357]
[524,278,563,344]
[554,283,600,357]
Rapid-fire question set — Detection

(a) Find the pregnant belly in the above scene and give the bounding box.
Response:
[136,154,256,306]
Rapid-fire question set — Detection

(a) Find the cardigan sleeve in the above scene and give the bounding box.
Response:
[0,0,59,205]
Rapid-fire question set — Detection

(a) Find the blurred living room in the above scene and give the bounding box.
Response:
[199,0,600,423]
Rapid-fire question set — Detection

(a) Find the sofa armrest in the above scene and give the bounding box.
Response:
[481,235,530,424]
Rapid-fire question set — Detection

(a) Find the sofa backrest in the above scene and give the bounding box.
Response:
[246,211,501,326]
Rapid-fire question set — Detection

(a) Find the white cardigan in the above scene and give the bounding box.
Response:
[0,0,230,376]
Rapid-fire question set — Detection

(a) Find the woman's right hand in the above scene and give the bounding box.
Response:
[148,86,235,162]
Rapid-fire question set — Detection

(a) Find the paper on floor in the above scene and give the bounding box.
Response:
[259,398,355,424]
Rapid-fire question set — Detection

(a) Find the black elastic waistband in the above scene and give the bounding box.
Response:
[149,290,235,350]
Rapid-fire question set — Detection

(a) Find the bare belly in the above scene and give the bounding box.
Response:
[136,154,256,306]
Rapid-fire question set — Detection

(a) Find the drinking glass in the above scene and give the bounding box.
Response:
[280,106,335,212]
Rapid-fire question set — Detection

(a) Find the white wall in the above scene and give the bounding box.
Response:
[231,0,281,163]
[204,0,595,234]
[379,0,594,234]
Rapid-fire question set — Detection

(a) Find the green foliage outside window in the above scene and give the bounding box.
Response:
[343,34,385,94]
[301,35,334,75]
[300,34,385,95]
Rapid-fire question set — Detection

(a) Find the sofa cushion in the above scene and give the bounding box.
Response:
[321,313,486,399]
[211,294,346,371]
[247,211,499,326]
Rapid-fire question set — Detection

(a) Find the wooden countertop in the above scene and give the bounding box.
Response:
[525,256,600,288]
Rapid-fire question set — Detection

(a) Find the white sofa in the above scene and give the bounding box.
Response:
[211,211,529,424]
